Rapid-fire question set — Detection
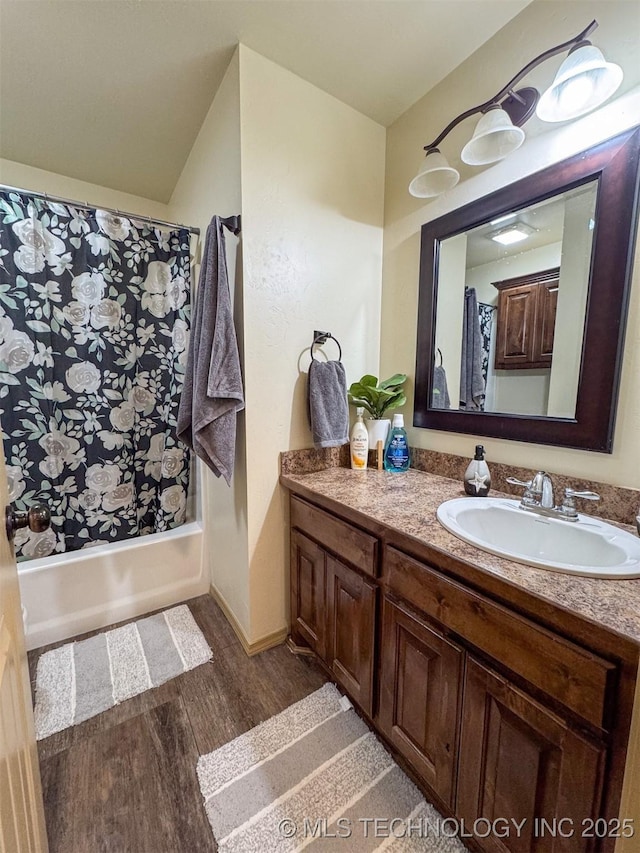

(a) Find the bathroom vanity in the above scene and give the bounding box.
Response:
[281,466,640,853]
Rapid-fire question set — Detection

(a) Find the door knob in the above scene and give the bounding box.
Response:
[5,503,51,541]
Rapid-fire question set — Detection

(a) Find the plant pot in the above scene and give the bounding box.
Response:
[366,418,390,451]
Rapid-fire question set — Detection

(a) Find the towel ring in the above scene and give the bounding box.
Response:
[310,331,342,362]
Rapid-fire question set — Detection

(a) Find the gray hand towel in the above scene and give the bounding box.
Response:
[307,360,349,449]
[177,215,244,485]
[432,364,450,409]
[459,287,485,411]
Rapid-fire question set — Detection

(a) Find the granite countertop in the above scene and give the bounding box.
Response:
[281,467,640,648]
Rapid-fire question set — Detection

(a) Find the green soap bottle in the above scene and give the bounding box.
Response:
[383,414,410,472]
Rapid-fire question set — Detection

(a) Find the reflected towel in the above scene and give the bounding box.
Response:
[459,287,485,410]
[432,364,450,409]
[307,360,349,449]
[177,215,244,485]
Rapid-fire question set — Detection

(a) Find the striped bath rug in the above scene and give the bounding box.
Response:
[34,604,212,740]
[197,683,467,852]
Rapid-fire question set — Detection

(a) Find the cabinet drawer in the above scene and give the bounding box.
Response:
[291,497,378,578]
[385,546,616,730]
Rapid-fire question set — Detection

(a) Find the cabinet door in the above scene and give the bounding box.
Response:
[290,530,326,658]
[457,659,605,853]
[494,283,538,369]
[326,556,376,716]
[378,598,463,807]
[533,279,559,364]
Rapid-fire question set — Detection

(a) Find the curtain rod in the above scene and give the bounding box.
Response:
[0,183,201,236]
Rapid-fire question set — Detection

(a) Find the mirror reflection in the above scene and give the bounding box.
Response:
[432,180,597,418]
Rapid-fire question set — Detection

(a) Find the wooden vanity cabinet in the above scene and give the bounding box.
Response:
[458,659,605,853]
[493,268,559,370]
[290,529,326,658]
[290,497,377,716]
[325,556,376,715]
[378,597,463,807]
[286,490,630,853]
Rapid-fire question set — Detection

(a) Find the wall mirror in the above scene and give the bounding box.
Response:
[414,126,640,452]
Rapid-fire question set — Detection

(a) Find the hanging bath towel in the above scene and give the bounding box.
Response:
[307,359,350,449]
[459,287,486,411]
[177,216,243,485]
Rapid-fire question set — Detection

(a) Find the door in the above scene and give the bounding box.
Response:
[0,433,48,853]
[290,529,326,658]
[457,659,605,853]
[378,597,463,807]
[325,556,376,716]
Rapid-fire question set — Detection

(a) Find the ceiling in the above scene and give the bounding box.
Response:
[0,0,531,202]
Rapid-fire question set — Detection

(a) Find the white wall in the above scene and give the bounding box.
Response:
[382,0,640,489]
[169,51,251,635]
[238,46,385,641]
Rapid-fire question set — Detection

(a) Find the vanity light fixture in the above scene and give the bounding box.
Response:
[408,19,623,198]
[489,222,534,245]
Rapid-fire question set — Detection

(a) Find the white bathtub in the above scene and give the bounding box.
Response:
[18,522,207,650]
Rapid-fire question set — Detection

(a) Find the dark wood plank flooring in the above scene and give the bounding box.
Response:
[28,595,328,853]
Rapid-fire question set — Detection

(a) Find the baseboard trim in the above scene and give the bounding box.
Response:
[209,585,288,657]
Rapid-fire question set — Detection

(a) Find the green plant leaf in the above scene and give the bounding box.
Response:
[379,373,407,390]
[360,374,378,387]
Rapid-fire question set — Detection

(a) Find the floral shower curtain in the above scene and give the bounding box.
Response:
[0,190,191,560]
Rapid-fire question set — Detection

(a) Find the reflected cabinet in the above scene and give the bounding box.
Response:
[493,268,559,370]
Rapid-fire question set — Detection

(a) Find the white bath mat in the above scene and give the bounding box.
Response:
[34,604,212,740]
[196,683,467,852]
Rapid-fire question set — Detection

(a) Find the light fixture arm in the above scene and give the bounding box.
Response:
[423,19,598,151]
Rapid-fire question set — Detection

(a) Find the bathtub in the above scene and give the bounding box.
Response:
[18,521,207,650]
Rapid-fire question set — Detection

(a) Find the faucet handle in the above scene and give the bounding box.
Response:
[559,487,600,520]
[506,476,532,490]
[564,488,600,501]
[506,476,538,506]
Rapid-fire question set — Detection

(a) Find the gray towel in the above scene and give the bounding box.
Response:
[307,360,349,449]
[459,287,485,411]
[432,364,450,409]
[177,215,244,485]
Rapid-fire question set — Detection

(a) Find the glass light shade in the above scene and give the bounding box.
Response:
[408,150,460,198]
[537,45,623,122]
[460,108,525,166]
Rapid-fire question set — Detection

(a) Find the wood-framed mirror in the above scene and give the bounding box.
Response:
[414,126,640,452]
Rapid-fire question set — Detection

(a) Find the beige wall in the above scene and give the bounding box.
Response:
[239,46,385,641]
[169,51,251,635]
[0,159,170,221]
[382,0,640,489]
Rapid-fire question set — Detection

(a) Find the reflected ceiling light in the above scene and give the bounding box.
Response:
[408,20,623,199]
[489,222,534,245]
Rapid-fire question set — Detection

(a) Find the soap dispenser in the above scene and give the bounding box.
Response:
[464,445,491,496]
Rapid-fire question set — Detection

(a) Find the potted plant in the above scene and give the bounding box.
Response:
[348,374,407,450]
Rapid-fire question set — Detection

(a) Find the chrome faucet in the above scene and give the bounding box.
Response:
[506,471,600,522]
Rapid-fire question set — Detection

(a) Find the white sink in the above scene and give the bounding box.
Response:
[436,498,640,579]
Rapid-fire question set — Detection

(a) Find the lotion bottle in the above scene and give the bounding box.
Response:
[350,407,369,470]
[464,444,491,496]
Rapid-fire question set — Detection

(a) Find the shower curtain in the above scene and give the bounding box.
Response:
[0,190,191,560]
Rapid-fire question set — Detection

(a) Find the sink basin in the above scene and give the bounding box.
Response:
[436,498,640,578]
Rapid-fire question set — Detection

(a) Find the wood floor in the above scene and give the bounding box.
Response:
[27,595,328,853]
